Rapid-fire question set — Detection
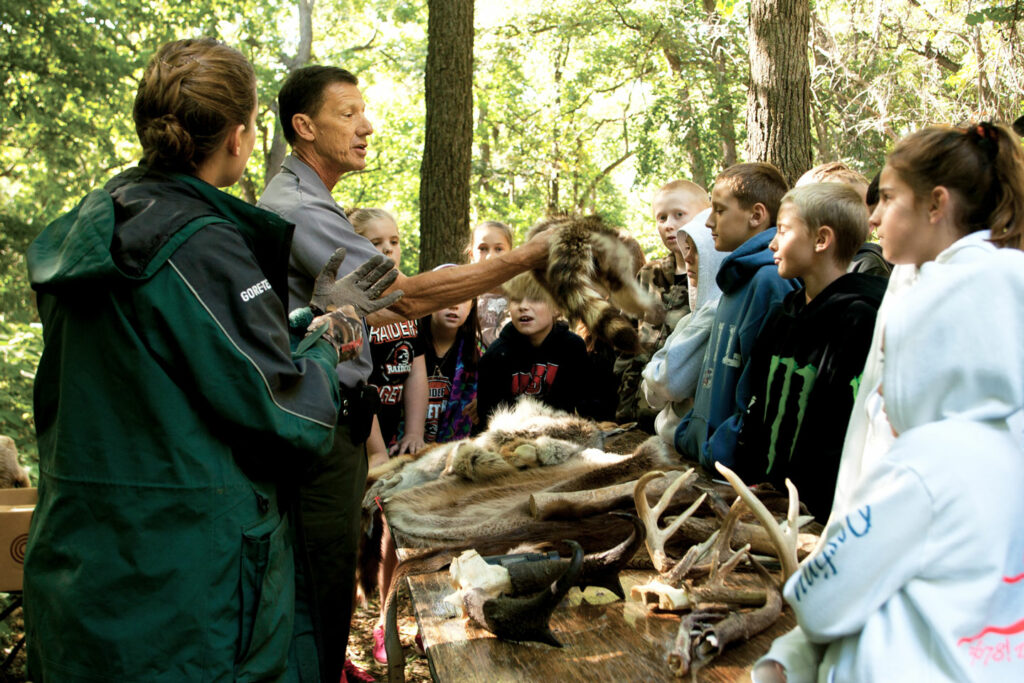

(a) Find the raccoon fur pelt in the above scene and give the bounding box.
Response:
[518,214,663,353]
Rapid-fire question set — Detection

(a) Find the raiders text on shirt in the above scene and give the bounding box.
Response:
[370,320,419,344]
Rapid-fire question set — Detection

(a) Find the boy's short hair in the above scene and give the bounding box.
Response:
[865,171,881,208]
[656,179,710,205]
[795,161,869,188]
[503,272,558,310]
[780,183,869,264]
[714,162,789,226]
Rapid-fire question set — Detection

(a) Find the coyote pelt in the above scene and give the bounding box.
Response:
[524,214,663,353]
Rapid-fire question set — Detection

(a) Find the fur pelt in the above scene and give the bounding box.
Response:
[380,433,678,554]
[523,214,663,353]
[364,397,609,504]
[0,436,30,489]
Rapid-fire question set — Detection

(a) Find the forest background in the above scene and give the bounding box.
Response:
[1,0,1022,473]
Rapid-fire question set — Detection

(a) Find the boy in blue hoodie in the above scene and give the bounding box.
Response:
[675,162,798,468]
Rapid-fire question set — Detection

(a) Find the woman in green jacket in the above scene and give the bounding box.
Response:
[23,38,369,681]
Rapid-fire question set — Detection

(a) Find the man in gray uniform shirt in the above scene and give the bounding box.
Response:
[260,66,549,682]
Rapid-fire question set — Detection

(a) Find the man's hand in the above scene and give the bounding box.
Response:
[311,248,404,318]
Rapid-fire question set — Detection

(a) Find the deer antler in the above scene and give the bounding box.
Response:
[668,558,783,678]
[714,463,800,582]
[632,497,766,611]
[634,470,706,573]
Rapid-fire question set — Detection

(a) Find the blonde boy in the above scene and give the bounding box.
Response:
[477,274,610,427]
[796,161,891,277]
[616,180,710,425]
[733,183,886,519]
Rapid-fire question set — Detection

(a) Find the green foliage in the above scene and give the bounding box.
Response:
[4,0,1024,457]
[966,4,1023,26]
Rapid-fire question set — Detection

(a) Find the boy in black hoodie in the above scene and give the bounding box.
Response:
[476,273,609,427]
[734,183,886,521]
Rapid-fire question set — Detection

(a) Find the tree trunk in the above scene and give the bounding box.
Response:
[745,0,813,185]
[264,0,314,189]
[419,0,474,270]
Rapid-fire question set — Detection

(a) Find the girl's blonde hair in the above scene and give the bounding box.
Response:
[887,122,1024,250]
[464,220,515,259]
[347,207,395,236]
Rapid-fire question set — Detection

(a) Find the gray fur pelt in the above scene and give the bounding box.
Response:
[365,397,608,506]
[379,432,677,550]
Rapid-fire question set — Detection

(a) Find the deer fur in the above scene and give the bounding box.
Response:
[379,433,677,555]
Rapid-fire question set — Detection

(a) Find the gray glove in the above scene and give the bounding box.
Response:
[310,248,404,318]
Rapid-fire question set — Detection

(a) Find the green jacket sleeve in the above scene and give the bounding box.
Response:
[133,221,341,457]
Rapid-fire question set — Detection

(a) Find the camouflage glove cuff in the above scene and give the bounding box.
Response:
[310,248,405,318]
[309,309,364,362]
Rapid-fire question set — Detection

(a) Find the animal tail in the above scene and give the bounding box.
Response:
[545,221,644,353]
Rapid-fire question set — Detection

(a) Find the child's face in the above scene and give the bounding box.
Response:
[361,217,401,266]
[653,189,704,255]
[471,225,512,263]
[770,204,816,280]
[870,165,934,266]
[707,183,758,252]
[432,300,472,332]
[510,297,555,345]
[681,233,699,287]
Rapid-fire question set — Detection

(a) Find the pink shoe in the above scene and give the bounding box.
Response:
[372,625,388,664]
[343,659,375,683]
[414,630,425,655]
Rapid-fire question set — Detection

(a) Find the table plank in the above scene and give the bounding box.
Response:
[408,569,794,683]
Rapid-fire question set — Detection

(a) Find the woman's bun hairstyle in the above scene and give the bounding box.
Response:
[134,38,256,173]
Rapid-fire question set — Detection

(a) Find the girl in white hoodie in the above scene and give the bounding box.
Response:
[758,122,1024,682]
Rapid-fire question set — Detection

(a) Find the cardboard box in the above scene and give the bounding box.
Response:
[0,488,36,592]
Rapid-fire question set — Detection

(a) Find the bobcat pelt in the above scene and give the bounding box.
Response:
[524,214,663,353]
[364,397,612,507]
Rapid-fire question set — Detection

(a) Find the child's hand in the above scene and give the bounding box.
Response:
[751,661,787,683]
[391,433,426,456]
[462,398,479,424]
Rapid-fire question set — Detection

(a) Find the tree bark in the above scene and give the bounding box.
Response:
[264,0,314,189]
[745,0,813,185]
[419,0,474,270]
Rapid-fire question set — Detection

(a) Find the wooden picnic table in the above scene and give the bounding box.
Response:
[379,429,804,681]
[402,567,793,682]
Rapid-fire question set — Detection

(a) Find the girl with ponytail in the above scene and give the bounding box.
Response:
[755,125,1024,682]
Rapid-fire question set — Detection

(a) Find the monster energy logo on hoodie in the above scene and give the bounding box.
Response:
[764,356,817,473]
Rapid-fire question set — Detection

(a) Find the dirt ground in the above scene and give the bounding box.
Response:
[0,591,430,683]
[350,584,433,682]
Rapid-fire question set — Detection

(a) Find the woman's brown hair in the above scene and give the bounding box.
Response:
[887,122,1024,250]
[133,38,256,173]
